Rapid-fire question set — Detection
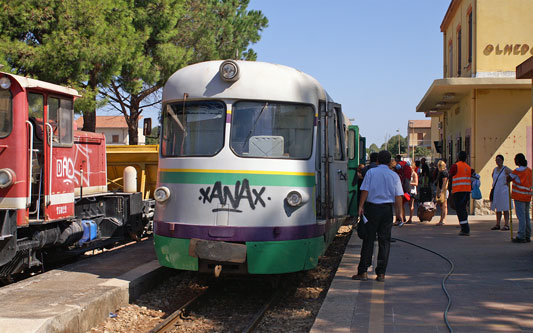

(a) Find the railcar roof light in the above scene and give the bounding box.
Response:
[154,186,171,203]
[286,191,303,207]
[0,168,15,189]
[219,60,240,82]
[0,77,11,90]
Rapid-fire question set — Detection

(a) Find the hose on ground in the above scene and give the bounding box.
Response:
[392,237,454,333]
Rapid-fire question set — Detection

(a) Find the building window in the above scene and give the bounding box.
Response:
[468,12,473,64]
[417,132,423,143]
[457,28,462,76]
[448,41,453,77]
[112,135,119,143]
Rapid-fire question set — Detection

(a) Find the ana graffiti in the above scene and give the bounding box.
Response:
[198,179,270,213]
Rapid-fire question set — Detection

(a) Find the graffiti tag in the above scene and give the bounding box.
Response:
[198,179,270,213]
[56,157,75,179]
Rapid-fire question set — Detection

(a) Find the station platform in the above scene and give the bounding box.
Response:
[311,215,533,332]
[0,239,167,333]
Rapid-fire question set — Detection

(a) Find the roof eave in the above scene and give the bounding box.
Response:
[416,77,532,115]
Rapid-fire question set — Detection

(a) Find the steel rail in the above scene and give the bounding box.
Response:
[241,288,282,333]
[150,289,208,333]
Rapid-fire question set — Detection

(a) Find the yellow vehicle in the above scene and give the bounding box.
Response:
[106,145,159,200]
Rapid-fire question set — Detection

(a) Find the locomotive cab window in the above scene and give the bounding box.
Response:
[48,97,73,145]
[230,101,314,159]
[28,93,45,141]
[161,100,226,157]
[0,89,12,138]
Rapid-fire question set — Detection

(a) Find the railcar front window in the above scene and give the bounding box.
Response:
[161,100,225,157]
[0,90,12,138]
[231,102,314,159]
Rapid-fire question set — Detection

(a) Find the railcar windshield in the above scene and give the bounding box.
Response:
[161,100,226,157]
[0,90,12,138]
[230,101,314,159]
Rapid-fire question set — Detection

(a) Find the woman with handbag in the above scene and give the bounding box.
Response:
[435,160,449,226]
[406,162,418,224]
[490,154,511,230]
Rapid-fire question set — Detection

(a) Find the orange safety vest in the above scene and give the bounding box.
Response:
[511,168,532,202]
[452,161,472,193]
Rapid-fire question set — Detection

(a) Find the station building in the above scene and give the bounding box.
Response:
[416,0,533,204]
[406,120,431,160]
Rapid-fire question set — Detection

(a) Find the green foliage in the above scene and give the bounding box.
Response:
[0,0,268,140]
[101,0,268,144]
[145,126,160,145]
[0,0,135,125]
[386,134,407,156]
[414,146,432,159]
[367,143,379,154]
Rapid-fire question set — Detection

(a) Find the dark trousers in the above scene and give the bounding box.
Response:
[453,191,470,233]
[358,202,393,275]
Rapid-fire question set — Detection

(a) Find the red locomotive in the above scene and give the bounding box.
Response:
[0,72,152,281]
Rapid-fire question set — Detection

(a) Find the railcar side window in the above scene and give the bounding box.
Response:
[48,97,73,144]
[333,110,344,160]
[231,102,314,159]
[161,100,225,157]
[0,90,12,138]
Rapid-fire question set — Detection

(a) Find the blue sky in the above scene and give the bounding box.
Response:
[247,0,451,146]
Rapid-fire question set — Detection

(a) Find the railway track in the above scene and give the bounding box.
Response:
[149,278,282,333]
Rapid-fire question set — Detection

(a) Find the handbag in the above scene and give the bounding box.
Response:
[437,191,446,204]
[490,167,505,202]
[355,216,367,239]
[471,186,482,200]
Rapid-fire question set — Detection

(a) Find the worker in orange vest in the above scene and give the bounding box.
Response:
[506,153,532,243]
[449,151,472,236]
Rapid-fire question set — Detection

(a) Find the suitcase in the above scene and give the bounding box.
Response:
[417,202,436,222]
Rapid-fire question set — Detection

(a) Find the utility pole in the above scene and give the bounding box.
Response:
[396,129,400,156]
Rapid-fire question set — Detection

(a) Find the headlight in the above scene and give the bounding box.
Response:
[219,60,239,82]
[0,168,15,189]
[286,191,303,207]
[0,77,11,90]
[154,186,171,203]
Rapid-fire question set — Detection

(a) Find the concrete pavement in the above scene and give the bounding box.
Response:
[312,215,533,332]
[0,239,169,333]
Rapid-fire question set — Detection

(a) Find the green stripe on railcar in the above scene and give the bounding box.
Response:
[159,170,315,187]
[154,234,325,274]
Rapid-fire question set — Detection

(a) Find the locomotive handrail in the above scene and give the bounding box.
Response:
[26,120,34,208]
[45,123,53,206]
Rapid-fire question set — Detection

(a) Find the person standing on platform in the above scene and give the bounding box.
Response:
[435,160,449,226]
[449,151,472,236]
[352,150,403,282]
[506,153,532,243]
[490,154,511,231]
[362,152,378,178]
[406,162,418,224]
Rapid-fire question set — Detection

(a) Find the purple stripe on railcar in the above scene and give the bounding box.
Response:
[154,221,333,242]
[226,113,231,123]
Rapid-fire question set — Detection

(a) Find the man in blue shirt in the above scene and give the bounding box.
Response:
[352,150,404,282]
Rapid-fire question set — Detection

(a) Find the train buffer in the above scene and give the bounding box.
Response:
[311,215,533,332]
[0,240,167,333]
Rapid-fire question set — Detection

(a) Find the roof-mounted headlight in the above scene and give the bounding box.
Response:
[0,168,15,189]
[219,60,240,82]
[0,77,11,90]
[154,186,171,203]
